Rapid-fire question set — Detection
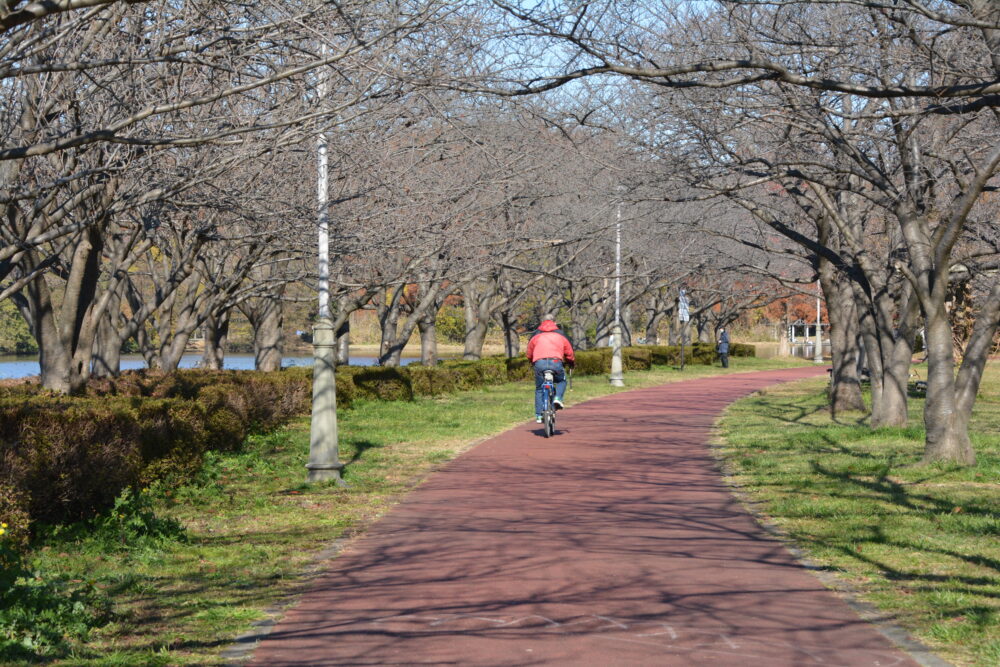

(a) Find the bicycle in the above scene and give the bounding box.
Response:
[540,369,557,438]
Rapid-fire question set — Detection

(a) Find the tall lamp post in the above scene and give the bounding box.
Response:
[678,288,690,370]
[609,198,625,387]
[813,279,824,364]
[306,51,345,484]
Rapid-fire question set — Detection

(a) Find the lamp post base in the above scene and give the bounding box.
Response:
[307,317,346,485]
[306,463,346,484]
[609,325,625,387]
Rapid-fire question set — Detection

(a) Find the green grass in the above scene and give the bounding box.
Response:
[716,366,1000,667]
[11,356,806,666]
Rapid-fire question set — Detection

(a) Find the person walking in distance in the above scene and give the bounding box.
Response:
[717,327,730,368]
[526,315,575,423]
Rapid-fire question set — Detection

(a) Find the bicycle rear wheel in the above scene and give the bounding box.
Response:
[544,410,554,437]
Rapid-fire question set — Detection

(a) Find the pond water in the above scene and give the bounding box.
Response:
[0,353,421,381]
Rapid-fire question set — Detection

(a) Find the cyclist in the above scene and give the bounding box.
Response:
[526,315,575,423]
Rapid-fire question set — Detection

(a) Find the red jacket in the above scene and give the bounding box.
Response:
[526,320,575,364]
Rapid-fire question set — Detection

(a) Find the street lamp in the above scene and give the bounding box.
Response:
[813,279,824,364]
[306,49,345,484]
[609,197,625,387]
[678,288,690,369]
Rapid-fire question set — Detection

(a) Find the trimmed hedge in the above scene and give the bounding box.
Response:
[564,347,653,375]
[1,369,312,529]
[644,342,756,366]
[341,366,414,402]
[504,357,533,382]
[405,366,461,396]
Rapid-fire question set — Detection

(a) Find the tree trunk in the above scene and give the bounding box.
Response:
[418,311,438,365]
[377,288,403,366]
[202,310,230,371]
[159,330,192,372]
[645,311,664,345]
[921,303,976,464]
[17,230,105,394]
[462,319,489,360]
[501,311,519,358]
[253,298,283,372]
[567,310,588,350]
[880,328,915,427]
[820,260,864,413]
[696,316,711,343]
[15,282,71,393]
[379,281,446,367]
[461,279,497,361]
[622,304,633,346]
[336,320,350,366]
[92,291,123,378]
[852,282,912,428]
[946,277,1000,464]
[896,200,984,465]
[461,293,488,361]
[778,315,791,357]
[151,276,202,372]
[595,308,612,347]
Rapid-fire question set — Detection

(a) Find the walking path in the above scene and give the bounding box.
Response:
[246,367,939,666]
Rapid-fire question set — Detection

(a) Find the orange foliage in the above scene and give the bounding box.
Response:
[762,294,826,323]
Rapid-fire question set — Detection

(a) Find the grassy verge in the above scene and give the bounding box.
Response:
[15,356,806,666]
[716,365,1000,667]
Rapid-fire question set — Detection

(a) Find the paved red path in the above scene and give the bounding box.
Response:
[247,367,935,666]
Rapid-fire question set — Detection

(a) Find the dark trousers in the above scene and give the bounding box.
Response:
[720,353,729,368]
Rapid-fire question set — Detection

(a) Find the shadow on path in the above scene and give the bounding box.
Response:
[245,367,940,666]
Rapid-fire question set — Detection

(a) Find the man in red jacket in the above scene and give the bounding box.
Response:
[525,315,575,423]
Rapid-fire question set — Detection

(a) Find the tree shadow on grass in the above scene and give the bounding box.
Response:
[751,393,829,425]
[809,461,992,518]
[808,523,1000,589]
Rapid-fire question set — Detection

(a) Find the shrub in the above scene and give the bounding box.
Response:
[406,366,460,396]
[439,365,480,391]
[192,385,251,449]
[642,343,741,366]
[435,305,466,343]
[135,398,212,485]
[468,356,510,385]
[0,398,145,524]
[623,347,652,371]
[648,345,678,366]
[1,366,318,528]
[439,358,508,390]
[689,342,717,364]
[346,367,414,402]
[573,349,611,376]
[505,357,533,381]
[333,371,356,409]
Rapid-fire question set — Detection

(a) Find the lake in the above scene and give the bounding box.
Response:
[0,353,422,381]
